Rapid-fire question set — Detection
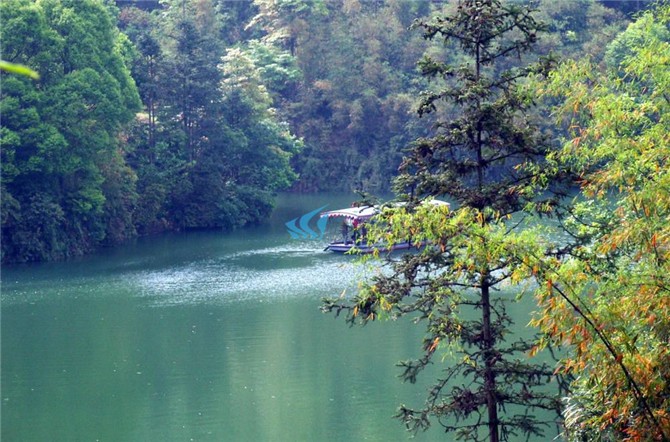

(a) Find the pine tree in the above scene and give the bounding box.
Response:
[323,1,562,440]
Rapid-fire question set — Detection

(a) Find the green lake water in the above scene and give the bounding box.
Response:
[1,193,560,441]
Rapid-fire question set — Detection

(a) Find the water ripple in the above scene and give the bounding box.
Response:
[131,244,368,307]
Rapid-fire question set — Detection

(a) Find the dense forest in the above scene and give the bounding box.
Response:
[3,0,670,441]
[0,0,641,263]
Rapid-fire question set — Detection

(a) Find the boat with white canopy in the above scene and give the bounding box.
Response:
[320,200,449,253]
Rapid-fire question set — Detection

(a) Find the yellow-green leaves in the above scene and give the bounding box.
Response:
[532,4,670,440]
[0,60,39,80]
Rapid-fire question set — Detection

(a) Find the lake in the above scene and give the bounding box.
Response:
[1,193,559,441]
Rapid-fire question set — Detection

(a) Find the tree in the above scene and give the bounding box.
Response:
[246,0,328,56]
[159,5,222,164]
[211,36,301,225]
[533,0,628,63]
[531,4,670,440]
[323,1,562,441]
[119,0,301,232]
[281,0,433,192]
[1,0,141,262]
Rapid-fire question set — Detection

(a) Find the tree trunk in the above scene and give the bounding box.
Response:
[481,278,499,442]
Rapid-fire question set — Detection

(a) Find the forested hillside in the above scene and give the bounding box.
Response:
[2,0,143,261]
[1,0,636,262]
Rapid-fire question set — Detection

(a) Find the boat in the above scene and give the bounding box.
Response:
[320,205,404,253]
[321,201,448,254]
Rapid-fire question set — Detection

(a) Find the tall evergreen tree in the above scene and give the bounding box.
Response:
[323,1,562,441]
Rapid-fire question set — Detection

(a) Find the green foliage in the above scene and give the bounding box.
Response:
[276,0,434,192]
[237,39,303,98]
[604,6,670,71]
[121,0,300,233]
[2,193,67,262]
[531,4,670,440]
[0,0,636,264]
[246,0,328,55]
[1,0,140,262]
[534,0,627,62]
[261,0,628,193]
[323,1,565,441]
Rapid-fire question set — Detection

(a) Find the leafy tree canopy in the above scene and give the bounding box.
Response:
[531,3,670,440]
[1,0,141,261]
